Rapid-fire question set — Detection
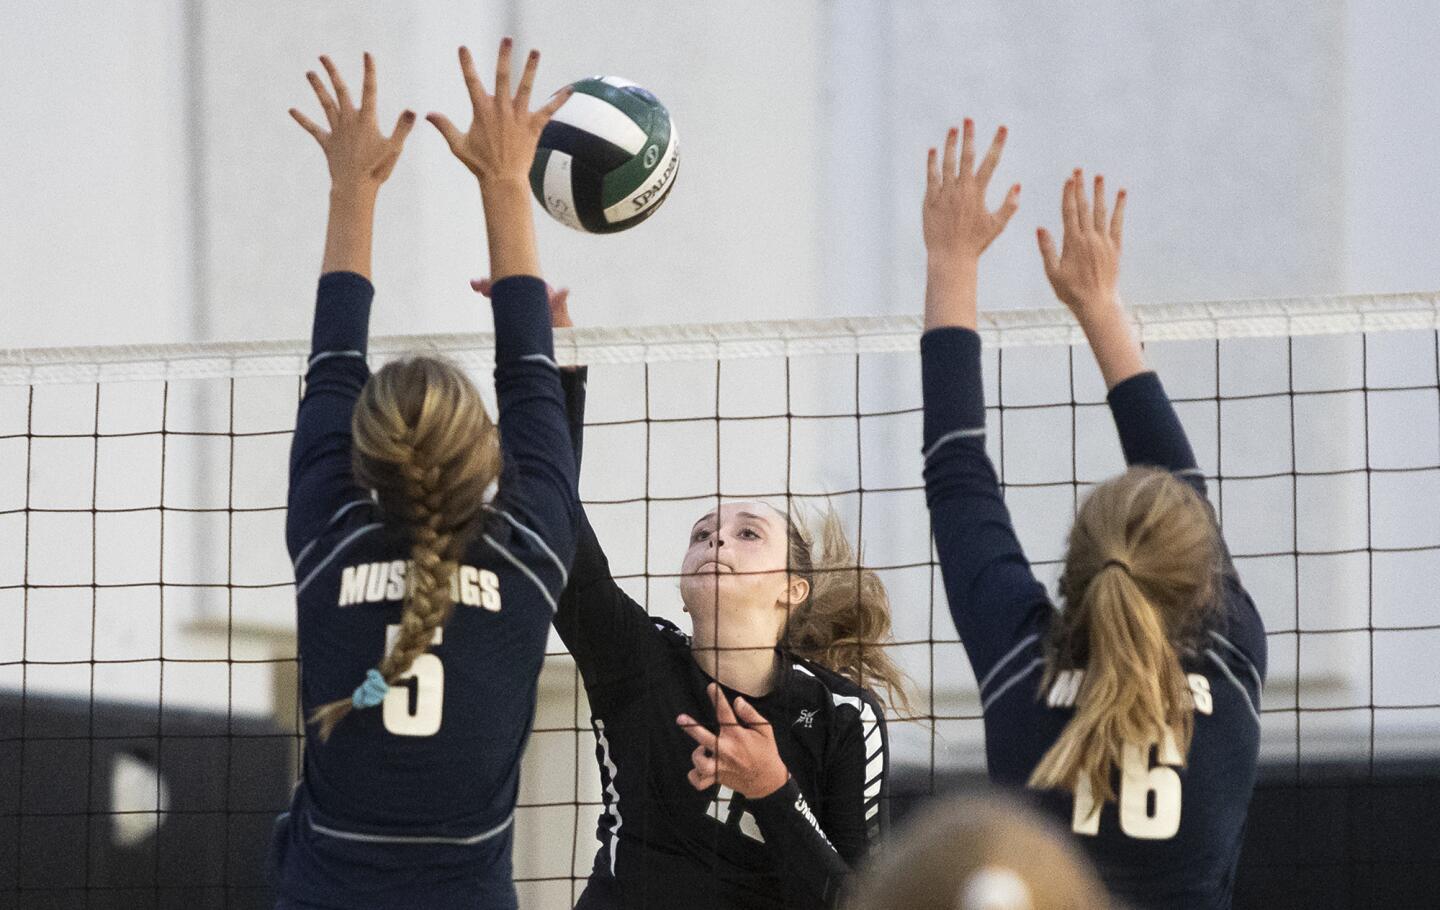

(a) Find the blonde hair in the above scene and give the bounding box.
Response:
[844,793,1111,910]
[308,356,502,741]
[1029,467,1219,805]
[779,507,914,716]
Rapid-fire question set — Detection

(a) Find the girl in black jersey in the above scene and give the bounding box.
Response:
[465,288,911,909]
[918,122,1265,909]
[273,44,576,910]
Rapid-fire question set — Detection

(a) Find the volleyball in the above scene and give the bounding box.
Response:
[530,76,679,233]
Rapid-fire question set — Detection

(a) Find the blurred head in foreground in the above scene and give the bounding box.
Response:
[845,793,1112,910]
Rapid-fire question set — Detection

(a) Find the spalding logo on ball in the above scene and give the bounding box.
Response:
[530,76,679,234]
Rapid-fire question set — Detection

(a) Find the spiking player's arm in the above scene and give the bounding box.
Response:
[286,53,414,560]
[920,122,1051,683]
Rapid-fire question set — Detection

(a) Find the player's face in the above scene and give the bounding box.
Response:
[679,502,802,646]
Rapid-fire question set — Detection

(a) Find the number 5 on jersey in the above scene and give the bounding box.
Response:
[382,624,444,737]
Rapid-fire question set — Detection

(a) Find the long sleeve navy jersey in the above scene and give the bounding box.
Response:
[271,271,579,910]
[555,367,888,910]
[921,327,1266,910]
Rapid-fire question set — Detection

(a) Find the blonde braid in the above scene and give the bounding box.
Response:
[308,356,500,742]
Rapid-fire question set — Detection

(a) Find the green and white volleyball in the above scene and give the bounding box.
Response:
[530,77,679,234]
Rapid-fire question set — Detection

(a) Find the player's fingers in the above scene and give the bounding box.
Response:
[1037,227,1059,275]
[320,55,353,112]
[709,683,739,728]
[994,183,1021,231]
[1092,174,1107,233]
[306,71,339,127]
[687,767,713,790]
[534,86,573,126]
[1061,173,1078,236]
[958,118,976,178]
[515,48,539,109]
[677,713,718,750]
[360,52,377,117]
[426,112,465,154]
[289,108,327,145]
[1073,168,1091,230]
[458,46,487,116]
[494,36,514,104]
[731,696,769,729]
[941,127,958,183]
[1110,188,1127,248]
[469,278,493,297]
[925,147,940,196]
[975,124,1007,187]
[389,110,417,147]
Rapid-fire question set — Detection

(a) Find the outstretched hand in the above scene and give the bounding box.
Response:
[290,53,415,195]
[427,39,572,185]
[471,277,571,327]
[1037,170,1126,322]
[677,683,789,800]
[922,119,1021,263]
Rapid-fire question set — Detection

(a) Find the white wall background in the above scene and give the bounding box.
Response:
[2,2,1439,905]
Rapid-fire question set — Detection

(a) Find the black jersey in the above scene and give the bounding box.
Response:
[921,328,1267,910]
[555,368,889,910]
[271,272,579,910]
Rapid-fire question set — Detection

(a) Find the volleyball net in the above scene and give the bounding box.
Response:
[2,291,1438,907]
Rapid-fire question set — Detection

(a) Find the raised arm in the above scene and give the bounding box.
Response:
[1038,173,1265,673]
[1036,172,1201,480]
[426,40,582,602]
[286,54,414,561]
[920,122,1052,683]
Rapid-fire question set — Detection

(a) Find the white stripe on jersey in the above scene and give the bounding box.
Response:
[1209,630,1263,693]
[307,809,514,845]
[520,353,560,371]
[306,349,365,368]
[595,719,623,876]
[293,498,372,570]
[922,426,986,463]
[981,657,1044,711]
[1205,649,1261,725]
[978,633,1041,694]
[484,505,569,587]
[295,523,383,596]
[482,533,557,612]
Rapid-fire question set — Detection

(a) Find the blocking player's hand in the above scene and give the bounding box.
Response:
[289,53,416,196]
[428,39,572,185]
[471,278,571,327]
[1037,170,1126,322]
[922,119,1021,264]
[678,683,790,800]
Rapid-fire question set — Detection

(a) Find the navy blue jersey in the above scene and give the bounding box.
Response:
[921,328,1266,910]
[556,368,888,910]
[271,271,579,910]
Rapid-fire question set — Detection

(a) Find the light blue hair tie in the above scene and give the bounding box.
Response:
[352,669,389,709]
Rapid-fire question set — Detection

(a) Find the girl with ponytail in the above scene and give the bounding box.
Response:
[919,121,1265,910]
[467,280,910,909]
[272,43,577,910]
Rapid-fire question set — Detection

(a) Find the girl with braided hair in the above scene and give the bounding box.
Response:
[272,42,576,910]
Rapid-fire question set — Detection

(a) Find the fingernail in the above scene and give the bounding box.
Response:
[949,127,958,137]
[502,36,513,47]
[964,117,973,128]
[529,49,539,59]
[998,125,1008,136]
[403,110,416,120]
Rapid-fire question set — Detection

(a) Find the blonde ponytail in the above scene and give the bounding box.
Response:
[309,357,502,742]
[779,507,914,716]
[1029,467,1218,804]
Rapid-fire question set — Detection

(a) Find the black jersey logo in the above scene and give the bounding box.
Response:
[794,708,818,728]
